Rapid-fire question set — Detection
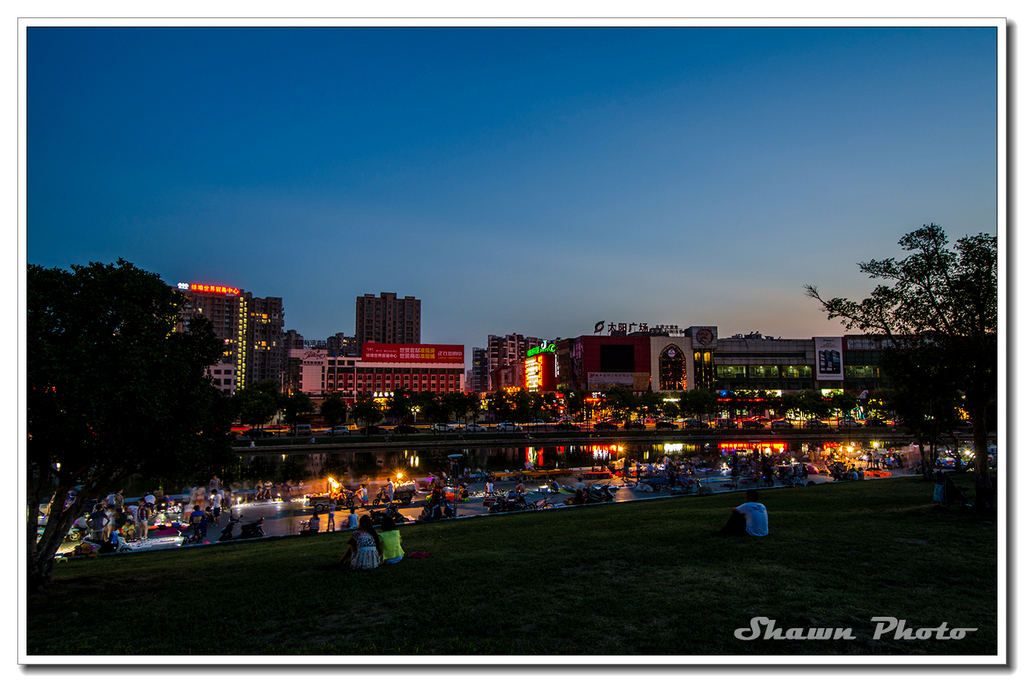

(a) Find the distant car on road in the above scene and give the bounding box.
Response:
[715,418,737,429]
[682,419,710,429]
[863,417,888,428]
[496,422,522,432]
[803,419,828,429]
[464,423,488,432]
[554,421,580,431]
[394,424,419,434]
[771,420,795,429]
[655,421,678,430]
[242,428,272,439]
[594,422,618,431]
[740,419,765,429]
[838,418,863,428]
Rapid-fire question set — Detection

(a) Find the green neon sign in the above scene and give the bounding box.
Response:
[527,342,556,357]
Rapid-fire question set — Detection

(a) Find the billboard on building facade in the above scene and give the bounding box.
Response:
[813,337,844,381]
[587,372,631,390]
[526,353,555,392]
[587,372,651,391]
[362,342,464,364]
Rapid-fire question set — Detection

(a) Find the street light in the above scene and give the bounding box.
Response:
[447,454,463,518]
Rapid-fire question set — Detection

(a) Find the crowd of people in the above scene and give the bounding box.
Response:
[56,444,928,561]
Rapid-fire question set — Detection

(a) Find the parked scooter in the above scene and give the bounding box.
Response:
[370,503,409,525]
[419,497,455,521]
[218,514,242,541]
[181,522,206,546]
[489,491,532,513]
[237,516,266,539]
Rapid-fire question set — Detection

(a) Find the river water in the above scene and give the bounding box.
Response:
[229,437,910,491]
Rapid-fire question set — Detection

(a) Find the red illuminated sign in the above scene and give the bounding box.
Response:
[526,353,554,392]
[361,343,464,364]
[178,282,240,296]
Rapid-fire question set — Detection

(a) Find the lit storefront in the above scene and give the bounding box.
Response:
[525,344,556,393]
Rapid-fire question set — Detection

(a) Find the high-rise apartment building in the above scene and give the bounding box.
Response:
[469,347,488,392]
[354,292,420,353]
[174,282,285,392]
[248,296,285,386]
[485,333,542,392]
[326,331,359,357]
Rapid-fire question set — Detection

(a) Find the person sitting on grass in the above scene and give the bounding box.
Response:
[347,506,359,530]
[721,489,769,537]
[340,515,381,570]
[378,516,405,565]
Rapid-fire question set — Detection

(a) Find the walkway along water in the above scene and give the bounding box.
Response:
[56,438,920,557]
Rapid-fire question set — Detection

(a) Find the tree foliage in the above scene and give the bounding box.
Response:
[806,224,997,506]
[233,380,280,429]
[385,389,415,425]
[319,393,348,429]
[350,398,384,432]
[281,391,315,434]
[27,260,235,589]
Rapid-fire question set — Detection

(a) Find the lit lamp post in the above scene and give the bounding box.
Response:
[447,454,462,517]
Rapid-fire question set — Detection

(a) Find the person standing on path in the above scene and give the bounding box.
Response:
[210,489,222,526]
[136,498,150,540]
[327,498,336,532]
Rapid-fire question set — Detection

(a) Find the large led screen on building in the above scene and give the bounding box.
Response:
[599,344,635,372]
[362,343,464,364]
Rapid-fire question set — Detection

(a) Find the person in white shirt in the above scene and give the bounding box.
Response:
[210,489,223,526]
[722,490,769,537]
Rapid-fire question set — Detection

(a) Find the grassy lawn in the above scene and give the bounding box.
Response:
[27,476,998,657]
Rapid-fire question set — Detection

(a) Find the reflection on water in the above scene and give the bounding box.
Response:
[237,441,834,487]
[243,437,909,487]
[125,437,913,497]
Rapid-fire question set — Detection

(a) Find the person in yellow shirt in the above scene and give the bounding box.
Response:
[378,516,404,564]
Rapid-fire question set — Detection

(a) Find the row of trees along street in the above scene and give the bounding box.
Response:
[26,224,996,589]
[239,375,984,445]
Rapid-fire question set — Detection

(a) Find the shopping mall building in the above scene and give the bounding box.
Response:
[535,326,889,396]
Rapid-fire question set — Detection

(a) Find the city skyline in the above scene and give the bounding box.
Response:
[26,24,999,351]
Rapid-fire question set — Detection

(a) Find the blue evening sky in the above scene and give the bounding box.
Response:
[26,26,998,351]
